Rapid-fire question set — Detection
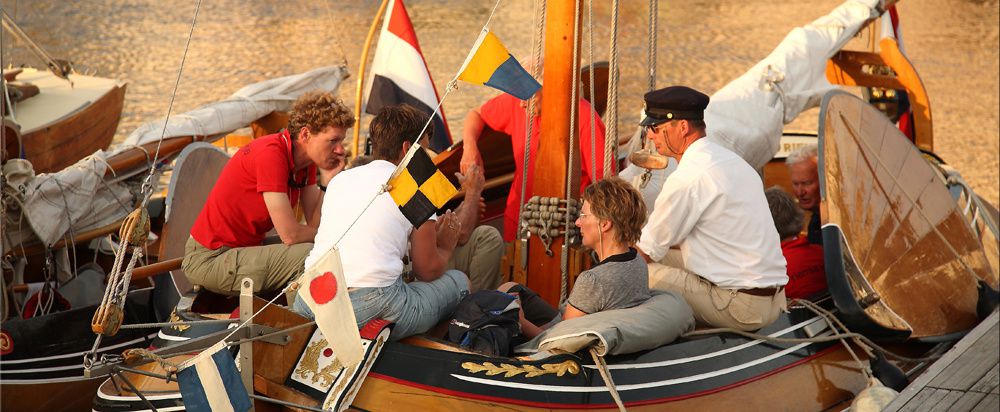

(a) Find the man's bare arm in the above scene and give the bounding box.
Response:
[263,192,317,245]
[460,109,486,175]
[452,164,485,245]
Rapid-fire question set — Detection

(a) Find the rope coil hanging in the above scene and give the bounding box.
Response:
[521,196,580,257]
[91,207,149,336]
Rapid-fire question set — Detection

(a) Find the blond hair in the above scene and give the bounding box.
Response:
[287,91,354,140]
[583,177,648,246]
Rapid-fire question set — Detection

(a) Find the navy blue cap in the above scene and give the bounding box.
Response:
[640,86,710,126]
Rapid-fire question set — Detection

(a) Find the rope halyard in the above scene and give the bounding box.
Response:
[590,347,627,411]
[518,0,547,271]
[560,0,583,307]
[604,0,620,177]
[86,0,204,368]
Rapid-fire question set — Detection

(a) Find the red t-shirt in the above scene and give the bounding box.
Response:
[780,236,827,299]
[478,93,612,241]
[190,130,316,249]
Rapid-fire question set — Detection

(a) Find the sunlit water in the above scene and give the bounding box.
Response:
[3,0,997,205]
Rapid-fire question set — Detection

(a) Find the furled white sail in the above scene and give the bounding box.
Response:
[118,65,348,149]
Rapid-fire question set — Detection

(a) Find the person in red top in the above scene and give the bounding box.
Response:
[764,187,827,300]
[183,91,354,296]
[460,91,612,241]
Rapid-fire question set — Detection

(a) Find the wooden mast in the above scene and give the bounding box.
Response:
[525,0,583,305]
[352,0,390,159]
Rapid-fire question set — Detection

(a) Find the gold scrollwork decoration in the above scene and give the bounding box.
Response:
[461,360,580,378]
[169,311,190,332]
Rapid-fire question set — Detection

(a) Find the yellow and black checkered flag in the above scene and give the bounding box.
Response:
[388,144,458,227]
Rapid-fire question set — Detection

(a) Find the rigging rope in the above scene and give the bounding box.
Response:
[604,0,620,177]
[648,0,657,92]
[682,299,944,364]
[87,0,204,364]
[590,348,627,411]
[560,0,583,307]
[141,0,205,210]
[518,0,547,269]
[587,0,597,184]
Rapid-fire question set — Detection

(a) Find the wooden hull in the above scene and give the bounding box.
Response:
[3,68,128,174]
[352,346,867,411]
[90,300,896,411]
[20,82,126,173]
[2,378,109,412]
[0,288,160,412]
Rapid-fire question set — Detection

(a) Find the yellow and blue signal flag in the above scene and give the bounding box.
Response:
[457,30,541,100]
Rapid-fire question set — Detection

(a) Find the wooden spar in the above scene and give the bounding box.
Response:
[526,0,583,305]
[352,0,390,159]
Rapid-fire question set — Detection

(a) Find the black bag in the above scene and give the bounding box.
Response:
[444,290,521,356]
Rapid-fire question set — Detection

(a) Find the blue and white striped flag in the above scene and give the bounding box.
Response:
[177,341,252,412]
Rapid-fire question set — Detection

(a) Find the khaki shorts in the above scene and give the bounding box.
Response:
[447,225,504,292]
[182,237,312,295]
[648,260,785,332]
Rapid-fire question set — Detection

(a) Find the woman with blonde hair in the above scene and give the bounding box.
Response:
[500,176,651,339]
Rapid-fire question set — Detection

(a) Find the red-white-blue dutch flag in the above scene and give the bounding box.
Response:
[364,0,452,152]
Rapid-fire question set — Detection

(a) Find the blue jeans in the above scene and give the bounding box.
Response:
[292,270,469,340]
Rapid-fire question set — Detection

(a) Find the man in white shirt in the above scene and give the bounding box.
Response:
[293,104,503,340]
[636,86,788,331]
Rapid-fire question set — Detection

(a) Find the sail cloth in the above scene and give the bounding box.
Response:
[704,0,881,170]
[388,143,458,227]
[119,65,348,148]
[514,291,694,356]
[457,30,540,100]
[1,154,135,250]
[177,341,252,412]
[296,246,364,368]
[363,0,452,152]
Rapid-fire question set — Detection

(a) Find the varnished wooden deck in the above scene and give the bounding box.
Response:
[886,309,999,411]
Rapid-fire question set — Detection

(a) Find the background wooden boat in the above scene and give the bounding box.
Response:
[2,67,126,173]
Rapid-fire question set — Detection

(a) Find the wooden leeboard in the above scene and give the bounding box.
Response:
[819,92,996,337]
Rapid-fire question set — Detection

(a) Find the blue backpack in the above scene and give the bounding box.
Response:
[444,290,521,356]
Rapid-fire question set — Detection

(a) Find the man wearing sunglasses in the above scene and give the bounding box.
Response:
[635,86,788,332]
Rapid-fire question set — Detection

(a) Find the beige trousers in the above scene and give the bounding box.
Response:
[648,250,785,331]
[447,225,505,292]
[182,237,311,295]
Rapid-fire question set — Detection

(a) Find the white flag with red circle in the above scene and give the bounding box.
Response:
[296,246,363,368]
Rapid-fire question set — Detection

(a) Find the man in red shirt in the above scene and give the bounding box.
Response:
[764,187,827,300]
[460,91,612,241]
[182,91,354,296]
